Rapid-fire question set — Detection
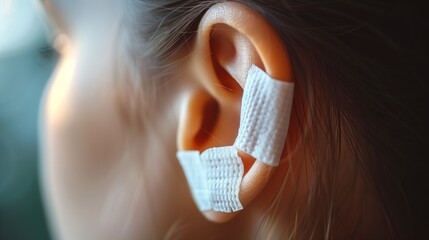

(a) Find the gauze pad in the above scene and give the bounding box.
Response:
[177,146,244,212]
[177,65,294,212]
[234,65,294,166]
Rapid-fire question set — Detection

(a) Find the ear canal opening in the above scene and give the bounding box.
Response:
[194,97,220,148]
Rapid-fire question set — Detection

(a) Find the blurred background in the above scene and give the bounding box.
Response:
[0,0,56,239]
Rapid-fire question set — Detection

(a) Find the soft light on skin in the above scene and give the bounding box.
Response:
[45,35,73,127]
[39,1,195,239]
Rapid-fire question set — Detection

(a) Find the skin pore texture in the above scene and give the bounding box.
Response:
[40,0,391,239]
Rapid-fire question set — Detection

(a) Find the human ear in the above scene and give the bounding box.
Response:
[177,2,294,222]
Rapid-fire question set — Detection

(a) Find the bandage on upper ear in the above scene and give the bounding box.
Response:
[234,65,294,166]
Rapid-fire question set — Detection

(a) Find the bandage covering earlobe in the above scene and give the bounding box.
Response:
[176,151,211,211]
[177,146,244,212]
[177,65,294,212]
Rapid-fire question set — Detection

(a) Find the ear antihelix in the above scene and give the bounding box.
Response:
[209,24,243,97]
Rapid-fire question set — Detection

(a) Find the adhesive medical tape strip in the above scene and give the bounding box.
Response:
[177,146,244,212]
[233,65,294,166]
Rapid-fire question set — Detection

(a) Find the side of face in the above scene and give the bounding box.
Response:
[40,0,203,239]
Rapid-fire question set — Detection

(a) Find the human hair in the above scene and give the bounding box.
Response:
[116,0,427,239]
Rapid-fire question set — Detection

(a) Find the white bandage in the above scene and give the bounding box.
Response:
[234,65,294,166]
[177,65,294,212]
[176,151,211,211]
[177,146,244,212]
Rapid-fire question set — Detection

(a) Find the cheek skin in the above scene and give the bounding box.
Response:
[39,1,203,238]
[45,50,75,128]
[41,44,203,238]
[42,49,136,238]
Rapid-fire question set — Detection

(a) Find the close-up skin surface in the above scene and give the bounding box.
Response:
[37,0,428,239]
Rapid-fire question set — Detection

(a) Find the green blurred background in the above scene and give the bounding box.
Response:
[0,0,56,239]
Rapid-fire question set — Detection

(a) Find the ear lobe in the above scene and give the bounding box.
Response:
[178,2,295,222]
